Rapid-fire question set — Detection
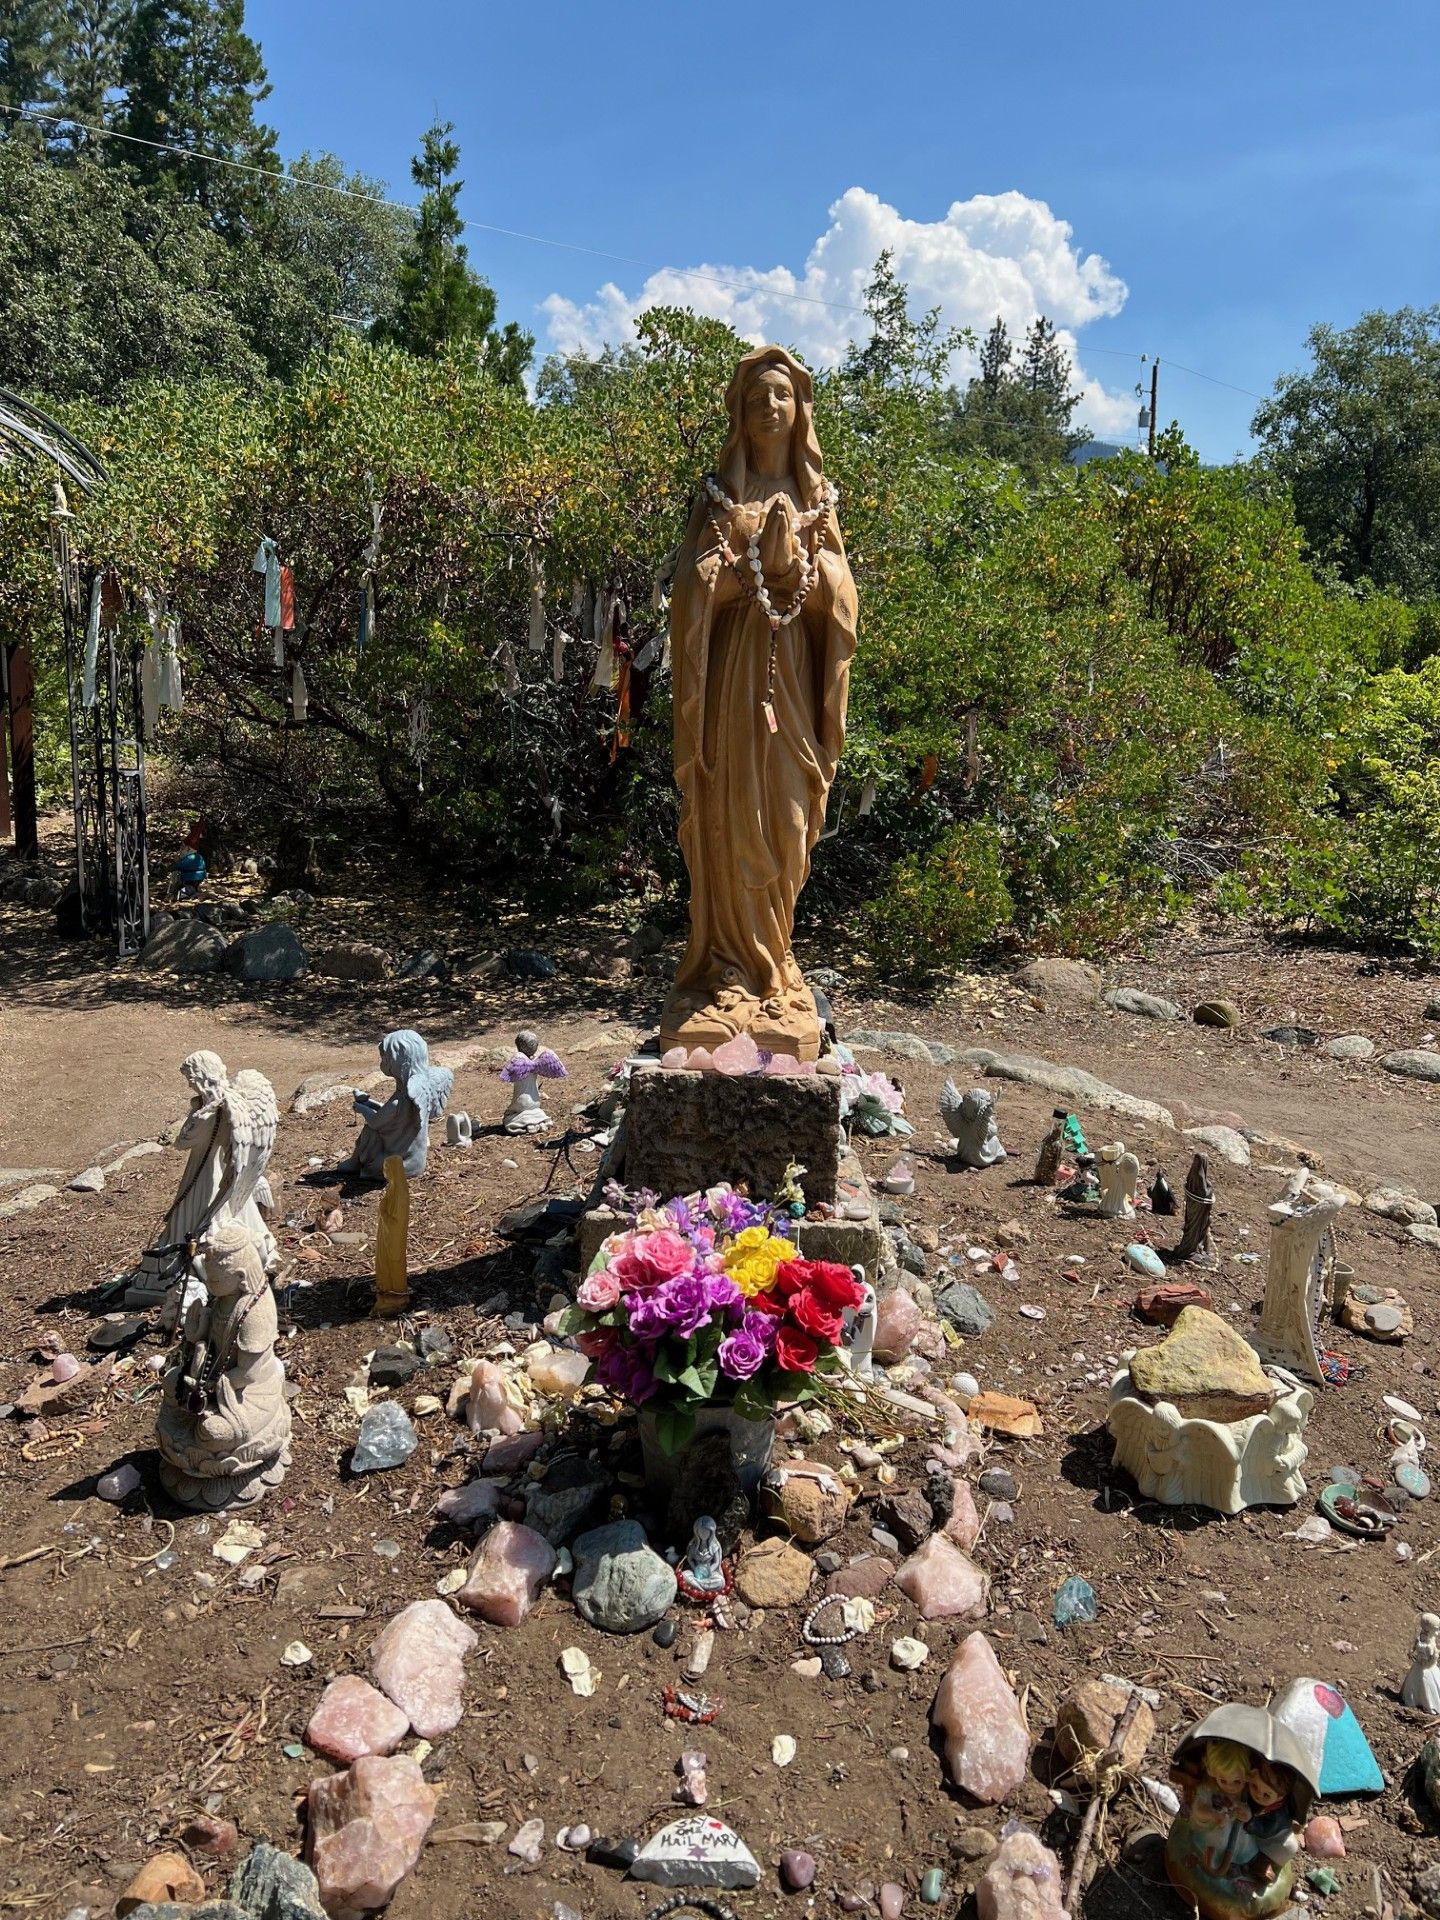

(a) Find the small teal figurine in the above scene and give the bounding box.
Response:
[172,849,206,899]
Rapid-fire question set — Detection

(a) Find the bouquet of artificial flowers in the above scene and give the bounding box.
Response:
[561,1185,867,1453]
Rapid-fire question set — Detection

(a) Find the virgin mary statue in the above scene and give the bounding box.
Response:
[659,345,858,1063]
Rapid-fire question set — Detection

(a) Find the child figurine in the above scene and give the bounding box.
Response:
[1033,1114,1065,1188]
[1165,1707,1312,1920]
[499,1030,568,1134]
[1402,1611,1440,1711]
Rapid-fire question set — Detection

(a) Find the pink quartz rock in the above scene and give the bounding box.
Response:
[306,1675,410,1765]
[824,1556,896,1601]
[873,1290,923,1364]
[368,1599,477,1740]
[660,1047,688,1068]
[307,1753,438,1920]
[879,1885,905,1919]
[896,1533,989,1620]
[944,1479,981,1551]
[933,1632,1031,1803]
[435,1479,502,1530]
[525,1347,589,1398]
[483,1430,545,1473]
[711,1031,764,1075]
[457,1519,556,1627]
[764,1053,814,1076]
[687,1047,715,1072]
[51,1353,80,1382]
[1303,1815,1345,1859]
[976,1829,1070,1919]
[466,1359,524,1436]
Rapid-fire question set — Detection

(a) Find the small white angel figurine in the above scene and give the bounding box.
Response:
[500,1030,568,1134]
[1402,1610,1440,1712]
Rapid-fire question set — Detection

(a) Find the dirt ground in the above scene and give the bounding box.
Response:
[3,835,1440,1920]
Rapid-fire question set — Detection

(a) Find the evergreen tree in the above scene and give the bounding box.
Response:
[116,0,276,228]
[55,0,132,150]
[0,0,64,145]
[374,119,531,384]
[946,311,1087,475]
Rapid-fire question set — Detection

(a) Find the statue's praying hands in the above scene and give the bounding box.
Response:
[757,493,802,591]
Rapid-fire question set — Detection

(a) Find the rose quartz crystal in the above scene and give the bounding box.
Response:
[308,1753,438,1919]
[660,1047,688,1068]
[457,1519,556,1627]
[932,1632,1031,1803]
[976,1828,1070,1919]
[466,1359,524,1436]
[896,1534,989,1620]
[1303,1815,1345,1858]
[525,1348,589,1398]
[483,1431,545,1473]
[435,1479,502,1530]
[873,1290,923,1364]
[306,1676,409,1765]
[687,1048,714,1071]
[368,1600,477,1739]
[944,1479,981,1551]
[711,1032,764,1075]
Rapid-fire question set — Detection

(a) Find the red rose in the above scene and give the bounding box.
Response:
[804,1261,866,1313]
[748,1287,789,1317]
[789,1287,844,1346]
[774,1323,819,1374]
[769,1260,809,1303]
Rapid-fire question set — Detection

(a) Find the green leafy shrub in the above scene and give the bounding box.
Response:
[868,821,1013,973]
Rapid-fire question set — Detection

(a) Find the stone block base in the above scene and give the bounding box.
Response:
[624,1062,842,1208]
[579,1147,882,1283]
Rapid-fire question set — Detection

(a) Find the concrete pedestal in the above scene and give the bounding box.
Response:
[623,1062,843,1207]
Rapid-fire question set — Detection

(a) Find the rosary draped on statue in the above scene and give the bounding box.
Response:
[659,345,858,1063]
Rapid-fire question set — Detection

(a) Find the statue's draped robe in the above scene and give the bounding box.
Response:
[666,480,858,1040]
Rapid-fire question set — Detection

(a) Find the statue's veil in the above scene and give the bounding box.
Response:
[716,345,827,506]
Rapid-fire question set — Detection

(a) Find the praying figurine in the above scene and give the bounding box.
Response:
[1097,1141,1140,1219]
[941,1081,1007,1169]
[127,1052,278,1313]
[445,1111,473,1149]
[1150,1169,1178,1216]
[500,1030,568,1134]
[845,1270,877,1383]
[1033,1113,1065,1187]
[339,1029,453,1180]
[679,1515,729,1597]
[1402,1611,1440,1712]
[374,1155,410,1319]
[156,1219,291,1510]
[1163,1152,1219,1269]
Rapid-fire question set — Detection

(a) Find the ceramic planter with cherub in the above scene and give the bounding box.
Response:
[1165,1704,1318,1920]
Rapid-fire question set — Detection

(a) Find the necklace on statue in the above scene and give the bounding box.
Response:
[703,475,839,732]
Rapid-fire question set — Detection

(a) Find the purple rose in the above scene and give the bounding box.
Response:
[717,1322,768,1381]
[651,1274,715,1339]
[624,1291,674,1342]
[595,1343,659,1406]
[702,1272,743,1316]
[742,1307,778,1348]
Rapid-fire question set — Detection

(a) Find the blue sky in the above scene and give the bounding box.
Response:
[247,0,1438,462]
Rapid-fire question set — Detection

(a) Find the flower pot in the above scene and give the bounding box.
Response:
[638,1402,775,1500]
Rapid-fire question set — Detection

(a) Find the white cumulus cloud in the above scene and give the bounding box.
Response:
[540,187,1136,438]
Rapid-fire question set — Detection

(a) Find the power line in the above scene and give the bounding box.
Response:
[0,101,1268,406]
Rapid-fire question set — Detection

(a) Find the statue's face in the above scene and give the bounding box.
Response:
[745,367,796,449]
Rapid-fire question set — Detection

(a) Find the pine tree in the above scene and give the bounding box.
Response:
[374,120,531,383]
[947,311,1087,474]
[0,0,64,146]
[116,0,276,228]
[55,0,132,149]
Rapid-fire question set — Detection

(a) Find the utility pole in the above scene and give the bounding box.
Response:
[1148,359,1160,459]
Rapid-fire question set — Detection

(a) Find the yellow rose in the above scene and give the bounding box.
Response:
[726,1256,775,1298]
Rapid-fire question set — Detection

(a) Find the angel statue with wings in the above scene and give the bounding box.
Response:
[126,1051,279,1312]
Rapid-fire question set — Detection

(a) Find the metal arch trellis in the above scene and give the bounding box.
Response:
[0,387,149,956]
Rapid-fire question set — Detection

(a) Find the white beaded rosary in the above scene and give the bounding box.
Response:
[703,474,839,732]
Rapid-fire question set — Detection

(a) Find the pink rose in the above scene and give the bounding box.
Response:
[578,1270,622,1311]
[608,1251,660,1294]
[639,1229,694,1280]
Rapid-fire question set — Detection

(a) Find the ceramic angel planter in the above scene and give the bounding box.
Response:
[1165,1705,1316,1920]
[500,1030,567,1134]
